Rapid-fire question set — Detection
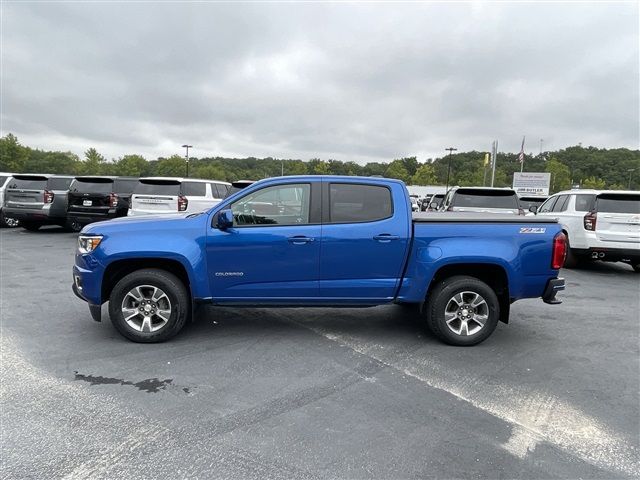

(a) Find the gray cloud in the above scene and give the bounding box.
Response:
[2,2,638,163]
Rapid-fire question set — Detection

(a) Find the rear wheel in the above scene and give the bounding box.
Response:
[22,222,41,231]
[0,211,19,228]
[426,275,500,346]
[67,219,83,232]
[108,269,189,343]
[563,236,581,268]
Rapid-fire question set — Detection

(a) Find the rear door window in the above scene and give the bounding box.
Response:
[452,190,519,209]
[113,178,138,194]
[211,183,228,198]
[8,176,48,190]
[47,177,73,190]
[70,178,114,194]
[574,194,596,212]
[135,180,181,196]
[329,184,392,223]
[552,195,569,212]
[181,182,207,197]
[596,194,640,214]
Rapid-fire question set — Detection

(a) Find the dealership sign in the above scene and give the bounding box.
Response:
[513,172,551,196]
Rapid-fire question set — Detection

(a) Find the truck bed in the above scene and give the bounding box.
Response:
[412,212,558,223]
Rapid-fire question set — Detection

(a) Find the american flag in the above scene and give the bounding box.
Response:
[518,136,526,164]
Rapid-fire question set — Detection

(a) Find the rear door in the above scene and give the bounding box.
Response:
[595,193,640,245]
[319,181,411,302]
[68,178,114,215]
[131,180,181,214]
[4,175,48,210]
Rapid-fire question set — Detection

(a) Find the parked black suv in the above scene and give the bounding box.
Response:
[3,174,74,230]
[67,176,138,231]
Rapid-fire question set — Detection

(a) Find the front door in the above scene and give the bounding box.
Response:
[206,181,321,302]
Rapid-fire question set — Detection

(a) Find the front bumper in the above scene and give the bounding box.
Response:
[542,277,565,305]
[72,280,102,322]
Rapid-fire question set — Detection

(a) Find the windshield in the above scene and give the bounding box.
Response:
[596,194,640,214]
[70,178,114,194]
[453,190,518,209]
[135,180,181,196]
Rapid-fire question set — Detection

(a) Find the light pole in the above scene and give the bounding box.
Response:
[182,144,193,177]
[628,169,636,190]
[445,147,457,191]
[539,138,543,156]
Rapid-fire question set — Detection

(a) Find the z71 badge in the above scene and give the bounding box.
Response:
[519,227,546,234]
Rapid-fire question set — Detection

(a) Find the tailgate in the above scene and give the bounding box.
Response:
[5,189,44,209]
[68,192,111,214]
[131,194,178,213]
[595,193,640,244]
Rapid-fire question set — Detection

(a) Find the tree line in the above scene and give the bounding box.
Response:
[1,133,638,193]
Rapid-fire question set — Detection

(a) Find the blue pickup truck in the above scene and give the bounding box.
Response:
[72,176,566,346]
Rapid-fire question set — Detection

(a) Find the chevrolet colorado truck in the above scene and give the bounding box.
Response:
[72,176,566,346]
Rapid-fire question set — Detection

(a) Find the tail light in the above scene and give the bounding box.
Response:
[109,193,119,208]
[178,195,188,212]
[43,190,54,204]
[583,211,597,231]
[551,232,567,269]
[518,208,525,216]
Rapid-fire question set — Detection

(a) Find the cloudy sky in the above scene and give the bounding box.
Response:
[2,1,638,163]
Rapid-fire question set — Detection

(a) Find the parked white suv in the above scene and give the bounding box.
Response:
[0,173,19,227]
[129,177,231,217]
[533,189,640,271]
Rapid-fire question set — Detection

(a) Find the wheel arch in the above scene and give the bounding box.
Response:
[425,263,510,323]
[101,258,192,307]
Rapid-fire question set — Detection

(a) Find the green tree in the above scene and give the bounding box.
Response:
[308,159,330,175]
[116,154,149,176]
[194,164,226,181]
[384,160,410,183]
[411,163,438,185]
[80,148,106,175]
[581,176,606,189]
[400,157,419,177]
[0,133,28,171]
[546,158,571,193]
[156,155,187,177]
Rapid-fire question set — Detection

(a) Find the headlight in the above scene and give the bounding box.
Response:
[78,235,103,254]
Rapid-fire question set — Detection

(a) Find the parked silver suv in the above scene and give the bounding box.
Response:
[3,174,74,231]
[0,173,20,227]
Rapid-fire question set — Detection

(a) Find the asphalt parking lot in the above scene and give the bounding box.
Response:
[1,225,639,479]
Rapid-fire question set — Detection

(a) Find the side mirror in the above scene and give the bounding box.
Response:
[217,209,234,229]
[529,205,538,214]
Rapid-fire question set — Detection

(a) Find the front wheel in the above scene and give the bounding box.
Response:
[425,275,500,346]
[108,269,190,343]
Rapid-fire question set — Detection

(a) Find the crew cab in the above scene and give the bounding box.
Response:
[72,176,566,346]
[533,189,639,271]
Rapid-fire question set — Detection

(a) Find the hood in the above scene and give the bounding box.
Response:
[81,212,205,235]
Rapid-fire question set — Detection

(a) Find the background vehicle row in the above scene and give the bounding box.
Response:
[2,174,231,231]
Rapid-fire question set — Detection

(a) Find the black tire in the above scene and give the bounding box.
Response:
[425,275,500,346]
[66,219,83,232]
[632,264,640,273]
[22,222,41,232]
[108,269,190,343]
[0,210,19,228]
[562,235,581,269]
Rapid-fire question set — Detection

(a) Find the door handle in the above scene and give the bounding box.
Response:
[287,236,315,244]
[373,234,400,242]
